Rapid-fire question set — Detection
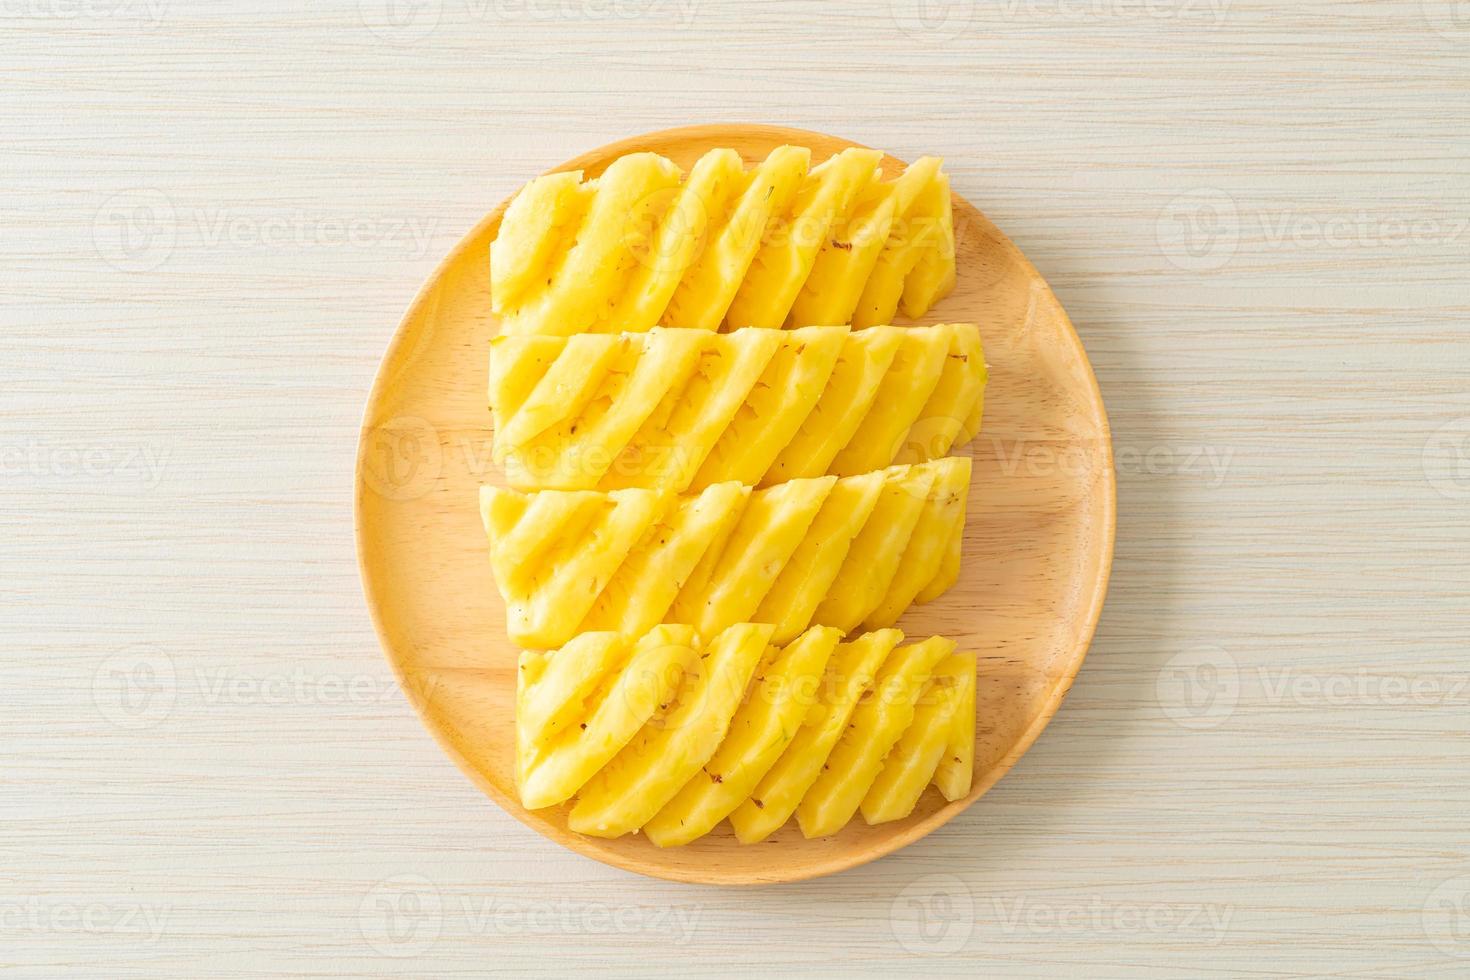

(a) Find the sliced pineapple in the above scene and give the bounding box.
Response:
[724,147,882,329]
[728,629,903,843]
[499,153,684,336]
[600,329,783,491]
[581,481,750,638]
[662,145,810,330]
[828,325,951,476]
[753,469,886,645]
[852,166,951,329]
[796,635,956,838]
[518,625,698,810]
[489,323,985,492]
[568,623,772,837]
[670,475,835,638]
[602,148,745,334]
[811,464,939,633]
[900,172,957,319]
[933,655,976,801]
[860,652,975,824]
[490,170,588,315]
[482,458,969,650]
[864,456,971,629]
[480,484,670,648]
[643,625,842,847]
[788,156,941,328]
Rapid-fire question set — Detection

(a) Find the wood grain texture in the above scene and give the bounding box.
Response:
[6,0,1469,974]
[355,123,1114,883]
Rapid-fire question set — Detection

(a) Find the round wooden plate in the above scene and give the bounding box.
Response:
[355,124,1114,885]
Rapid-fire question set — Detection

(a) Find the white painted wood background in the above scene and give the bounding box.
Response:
[6,1,1468,976]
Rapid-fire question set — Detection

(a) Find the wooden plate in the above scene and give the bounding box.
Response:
[355,124,1115,885]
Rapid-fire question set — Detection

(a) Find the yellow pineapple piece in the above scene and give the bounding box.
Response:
[860,652,975,824]
[480,485,669,649]
[499,153,683,336]
[728,629,903,843]
[643,626,842,846]
[602,148,745,333]
[788,156,941,328]
[864,456,971,629]
[568,623,772,837]
[601,329,783,491]
[691,326,846,488]
[515,633,624,787]
[893,323,986,464]
[724,147,882,329]
[662,145,810,331]
[933,655,976,801]
[582,481,750,637]
[812,464,938,633]
[916,516,963,604]
[852,168,950,329]
[754,469,887,644]
[900,172,957,319]
[489,333,626,456]
[764,326,905,483]
[828,326,951,476]
[490,170,588,314]
[670,476,835,638]
[519,625,698,810]
[796,635,955,837]
[499,330,707,490]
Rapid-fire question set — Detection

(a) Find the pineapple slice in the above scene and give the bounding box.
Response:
[643,626,843,847]
[916,515,963,604]
[481,459,968,652]
[796,635,956,838]
[724,147,882,329]
[900,172,957,319]
[728,629,903,843]
[662,145,810,331]
[602,148,745,333]
[480,484,669,648]
[764,327,906,482]
[515,633,624,787]
[490,170,588,315]
[691,326,846,488]
[864,456,971,629]
[754,469,887,644]
[488,323,984,491]
[519,625,698,810]
[933,655,976,801]
[500,153,684,336]
[812,464,939,633]
[894,323,987,464]
[828,326,951,476]
[582,481,750,638]
[602,329,783,491]
[670,475,835,638]
[860,652,976,824]
[852,168,950,329]
[568,623,772,837]
[788,156,941,328]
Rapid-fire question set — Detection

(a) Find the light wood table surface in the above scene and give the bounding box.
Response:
[7,3,1468,976]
